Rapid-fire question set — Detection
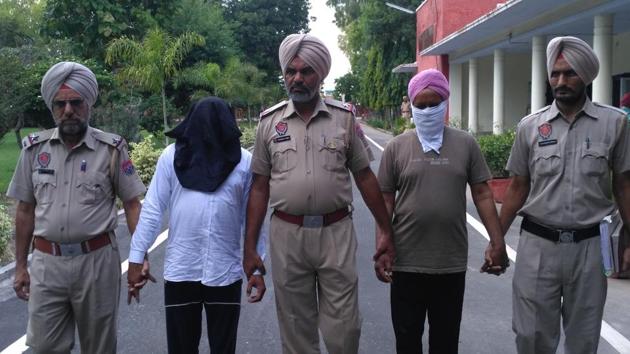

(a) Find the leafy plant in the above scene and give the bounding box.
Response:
[477,130,515,178]
[0,204,13,262]
[239,122,256,149]
[129,135,163,186]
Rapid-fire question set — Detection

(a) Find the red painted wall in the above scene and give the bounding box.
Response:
[416,0,503,77]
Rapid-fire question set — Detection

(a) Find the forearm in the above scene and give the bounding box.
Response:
[15,202,35,268]
[613,171,630,230]
[123,197,142,235]
[354,168,393,235]
[245,174,270,253]
[471,183,504,245]
[498,176,530,233]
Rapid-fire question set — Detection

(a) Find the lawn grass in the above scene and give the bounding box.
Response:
[0,128,39,194]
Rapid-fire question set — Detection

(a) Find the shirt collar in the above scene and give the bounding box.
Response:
[546,97,598,122]
[282,98,331,120]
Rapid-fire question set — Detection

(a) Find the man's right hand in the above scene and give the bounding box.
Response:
[243,249,266,278]
[13,265,30,301]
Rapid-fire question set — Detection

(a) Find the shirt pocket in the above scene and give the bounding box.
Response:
[533,145,562,176]
[580,143,609,177]
[32,173,57,205]
[75,171,112,204]
[271,139,298,173]
[319,136,347,171]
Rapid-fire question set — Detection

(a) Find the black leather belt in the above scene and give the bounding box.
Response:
[521,217,599,243]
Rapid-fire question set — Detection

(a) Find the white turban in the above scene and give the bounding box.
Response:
[546,36,599,85]
[279,34,331,80]
[41,61,99,111]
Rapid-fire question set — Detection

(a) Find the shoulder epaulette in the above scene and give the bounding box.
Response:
[21,129,53,149]
[518,105,551,126]
[324,97,352,112]
[91,128,125,149]
[592,102,627,116]
[260,101,289,120]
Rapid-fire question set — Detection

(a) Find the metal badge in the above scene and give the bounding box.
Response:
[58,243,83,256]
[303,215,324,228]
[559,231,575,243]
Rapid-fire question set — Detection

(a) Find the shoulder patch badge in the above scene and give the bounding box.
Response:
[275,121,288,136]
[538,123,552,140]
[121,160,135,176]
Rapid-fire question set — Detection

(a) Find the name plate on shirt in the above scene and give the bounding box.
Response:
[38,168,55,175]
[538,139,558,147]
[273,135,291,143]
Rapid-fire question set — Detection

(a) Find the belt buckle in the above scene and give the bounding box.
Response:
[303,215,324,228]
[58,243,83,256]
[558,231,575,243]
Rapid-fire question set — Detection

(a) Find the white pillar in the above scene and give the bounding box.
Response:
[531,36,547,111]
[449,62,463,129]
[493,49,505,134]
[593,14,613,105]
[468,58,478,134]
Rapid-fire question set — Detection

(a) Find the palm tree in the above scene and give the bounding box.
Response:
[106,28,205,144]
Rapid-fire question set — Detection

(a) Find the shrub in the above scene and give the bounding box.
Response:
[239,122,256,149]
[129,135,164,186]
[477,130,515,178]
[0,204,13,262]
[367,118,387,130]
[392,116,413,136]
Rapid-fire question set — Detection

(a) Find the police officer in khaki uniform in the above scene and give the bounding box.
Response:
[7,62,147,354]
[243,34,395,354]
[499,37,630,354]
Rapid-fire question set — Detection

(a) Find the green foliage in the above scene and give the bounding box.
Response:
[91,91,143,142]
[129,135,163,186]
[477,130,516,178]
[0,0,44,47]
[223,0,310,81]
[0,203,12,262]
[333,72,360,102]
[137,95,180,134]
[392,117,413,136]
[239,121,256,149]
[41,0,179,60]
[366,118,387,130]
[328,0,415,109]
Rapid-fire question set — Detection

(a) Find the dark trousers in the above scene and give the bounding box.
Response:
[391,271,466,354]
[164,279,242,354]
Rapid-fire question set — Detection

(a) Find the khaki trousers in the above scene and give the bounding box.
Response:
[270,215,362,354]
[27,242,121,354]
[512,230,606,354]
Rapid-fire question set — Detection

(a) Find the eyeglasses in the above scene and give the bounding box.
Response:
[52,99,84,110]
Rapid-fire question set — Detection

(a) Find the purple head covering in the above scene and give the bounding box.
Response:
[407,69,450,102]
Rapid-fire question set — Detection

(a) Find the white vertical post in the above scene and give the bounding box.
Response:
[593,14,613,104]
[449,62,463,128]
[493,49,505,134]
[531,36,547,111]
[468,58,478,134]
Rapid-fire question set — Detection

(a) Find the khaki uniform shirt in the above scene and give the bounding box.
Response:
[251,98,370,215]
[378,128,491,273]
[507,98,630,229]
[7,127,146,243]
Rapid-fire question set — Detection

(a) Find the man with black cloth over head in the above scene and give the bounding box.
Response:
[128,97,268,354]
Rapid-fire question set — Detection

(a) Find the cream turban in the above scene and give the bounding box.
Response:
[41,61,99,111]
[279,34,331,80]
[546,36,599,85]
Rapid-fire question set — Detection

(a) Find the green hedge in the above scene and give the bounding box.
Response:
[477,130,515,178]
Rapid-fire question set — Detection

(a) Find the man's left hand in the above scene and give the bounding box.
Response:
[127,259,156,304]
[373,232,395,283]
[480,242,509,276]
[613,247,630,279]
[246,275,266,303]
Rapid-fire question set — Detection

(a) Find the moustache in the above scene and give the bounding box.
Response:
[554,86,575,94]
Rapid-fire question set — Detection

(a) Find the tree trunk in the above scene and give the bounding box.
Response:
[161,85,169,146]
[247,106,251,125]
[14,113,24,149]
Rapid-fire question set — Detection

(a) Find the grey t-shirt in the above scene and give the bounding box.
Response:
[378,128,491,273]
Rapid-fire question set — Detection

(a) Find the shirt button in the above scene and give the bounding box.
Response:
[61,203,66,207]
[60,227,65,232]
[306,170,311,174]
[64,181,69,185]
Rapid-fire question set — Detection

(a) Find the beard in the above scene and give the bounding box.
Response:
[56,115,89,140]
[286,83,318,103]
[553,85,586,104]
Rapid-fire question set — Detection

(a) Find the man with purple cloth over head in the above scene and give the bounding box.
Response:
[377,69,508,354]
